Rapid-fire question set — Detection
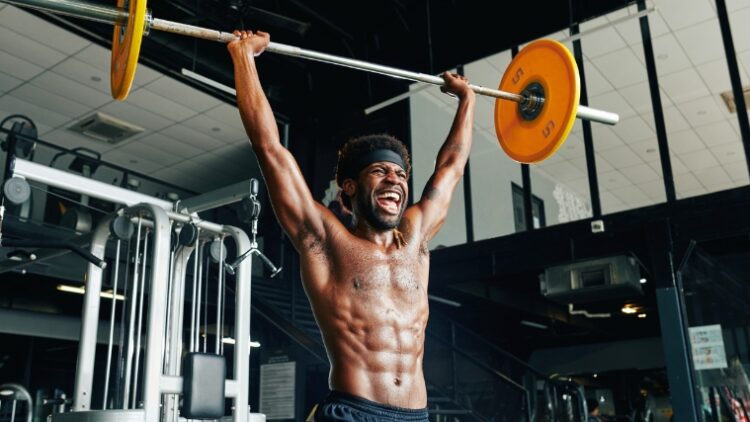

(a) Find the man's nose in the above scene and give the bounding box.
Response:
[384,170,400,183]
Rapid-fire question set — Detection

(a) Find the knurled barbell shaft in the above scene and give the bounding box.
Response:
[2,0,619,125]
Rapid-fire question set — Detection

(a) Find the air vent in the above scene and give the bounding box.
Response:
[68,112,144,144]
[720,87,750,113]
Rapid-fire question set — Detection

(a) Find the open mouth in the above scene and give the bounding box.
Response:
[375,190,402,215]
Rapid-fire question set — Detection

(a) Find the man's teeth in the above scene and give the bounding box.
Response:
[377,192,400,201]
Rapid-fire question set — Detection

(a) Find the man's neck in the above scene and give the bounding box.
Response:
[352,220,396,248]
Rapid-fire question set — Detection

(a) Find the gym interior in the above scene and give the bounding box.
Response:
[1,0,749,421]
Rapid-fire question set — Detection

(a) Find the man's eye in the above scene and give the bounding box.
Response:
[397,172,407,179]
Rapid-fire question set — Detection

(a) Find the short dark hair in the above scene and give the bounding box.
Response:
[335,134,411,209]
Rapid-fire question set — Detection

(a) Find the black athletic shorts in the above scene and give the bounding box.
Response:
[314,390,429,422]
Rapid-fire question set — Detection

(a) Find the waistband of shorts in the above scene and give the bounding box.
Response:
[325,390,429,420]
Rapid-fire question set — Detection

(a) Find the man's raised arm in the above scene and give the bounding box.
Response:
[407,72,476,241]
[228,30,329,250]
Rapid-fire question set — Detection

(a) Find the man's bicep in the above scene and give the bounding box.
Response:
[413,169,460,238]
[256,145,328,244]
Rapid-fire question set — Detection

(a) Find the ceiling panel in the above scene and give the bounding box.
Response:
[132,132,205,160]
[126,88,199,122]
[599,170,632,189]
[610,184,650,205]
[658,68,710,103]
[579,26,628,59]
[675,95,727,127]
[678,148,720,170]
[591,47,648,89]
[0,5,89,54]
[694,120,741,147]
[0,25,68,68]
[591,125,625,151]
[695,59,740,95]
[31,70,112,109]
[599,145,643,168]
[582,59,615,97]
[619,162,662,184]
[613,9,671,45]
[728,6,750,52]
[0,50,44,79]
[12,83,89,119]
[589,90,637,120]
[657,0,714,31]
[711,141,747,165]
[49,58,111,96]
[649,33,693,76]
[117,140,185,168]
[667,129,706,154]
[694,165,733,189]
[724,161,750,183]
[639,179,668,200]
[0,94,70,129]
[99,100,175,132]
[160,124,226,152]
[0,70,22,94]
[145,77,223,113]
[674,18,726,66]
[611,115,655,143]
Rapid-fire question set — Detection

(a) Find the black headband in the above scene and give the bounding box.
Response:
[340,149,405,183]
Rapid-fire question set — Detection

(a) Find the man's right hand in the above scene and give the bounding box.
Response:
[228,30,270,59]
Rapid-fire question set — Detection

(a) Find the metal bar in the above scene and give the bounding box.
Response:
[72,214,114,412]
[102,240,121,409]
[715,0,750,174]
[12,158,226,234]
[0,0,619,125]
[521,165,533,230]
[571,26,602,217]
[128,204,171,422]
[12,158,172,210]
[131,230,149,409]
[638,0,676,202]
[224,225,252,422]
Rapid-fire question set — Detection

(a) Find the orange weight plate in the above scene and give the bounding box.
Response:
[494,39,580,163]
[111,0,147,100]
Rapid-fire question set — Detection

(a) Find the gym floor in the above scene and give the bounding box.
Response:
[1,0,750,421]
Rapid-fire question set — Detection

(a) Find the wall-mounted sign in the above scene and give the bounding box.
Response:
[689,324,727,370]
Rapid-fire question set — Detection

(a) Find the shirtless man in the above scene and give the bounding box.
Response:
[228,29,475,421]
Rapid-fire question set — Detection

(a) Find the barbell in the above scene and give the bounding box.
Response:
[1,0,620,163]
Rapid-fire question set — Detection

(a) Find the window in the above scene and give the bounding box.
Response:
[512,182,545,231]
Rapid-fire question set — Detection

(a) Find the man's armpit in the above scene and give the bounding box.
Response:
[422,179,442,201]
[298,219,326,255]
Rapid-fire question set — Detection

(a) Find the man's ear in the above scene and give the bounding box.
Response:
[342,179,356,198]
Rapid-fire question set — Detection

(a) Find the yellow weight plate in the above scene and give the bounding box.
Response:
[111,0,147,100]
[494,39,580,163]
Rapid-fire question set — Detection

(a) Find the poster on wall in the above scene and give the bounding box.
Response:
[259,361,296,420]
[689,324,728,370]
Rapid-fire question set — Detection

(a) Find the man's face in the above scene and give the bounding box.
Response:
[349,161,408,230]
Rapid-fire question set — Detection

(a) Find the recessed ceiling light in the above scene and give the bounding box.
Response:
[638,313,647,319]
[621,304,638,314]
[91,75,102,82]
